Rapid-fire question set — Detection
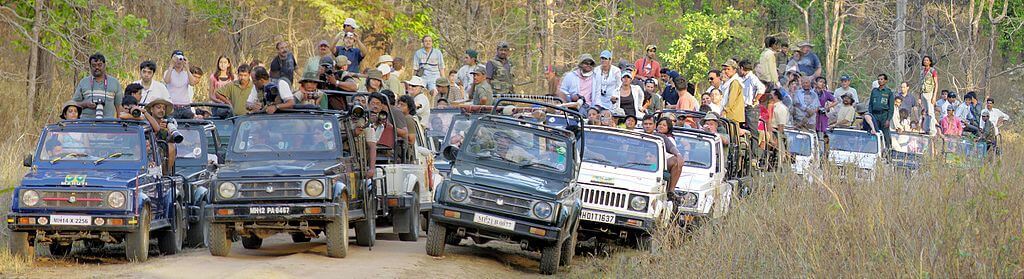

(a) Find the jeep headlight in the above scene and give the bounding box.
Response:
[628,195,649,212]
[532,202,553,219]
[218,182,237,199]
[304,179,325,197]
[107,191,126,208]
[448,184,468,202]
[677,191,698,207]
[22,190,39,207]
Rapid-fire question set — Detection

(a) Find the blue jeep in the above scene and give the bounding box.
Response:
[205,107,373,258]
[7,119,188,261]
[173,119,223,247]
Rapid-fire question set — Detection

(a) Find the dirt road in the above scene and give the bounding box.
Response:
[13,227,555,279]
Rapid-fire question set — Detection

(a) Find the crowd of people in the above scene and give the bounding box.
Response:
[60,18,1011,159]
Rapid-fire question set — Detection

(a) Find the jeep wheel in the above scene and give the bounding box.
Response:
[539,238,564,275]
[291,233,312,243]
[241,236,263,249]
[398,192,420,242]
[559,224,578,267]
[208,223,232,257]
[185,200,208,248]
[355,197,376,247]
[325,193,350,258]
[425,218,446,257]
[158,204,185,255]
[125,206,151,262]
[9,232,33,260]
[48,243,72,258]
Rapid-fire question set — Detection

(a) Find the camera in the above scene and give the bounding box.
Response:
[167,119,184,144]
[92,98,106,119]
[130,107,143,118]
[174,54,186,61]
[262,83,280,107]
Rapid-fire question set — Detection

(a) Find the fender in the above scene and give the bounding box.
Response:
[191,185,209,205]
[331,181,349,200]
[402,173,420,194]
[136,192,153,215]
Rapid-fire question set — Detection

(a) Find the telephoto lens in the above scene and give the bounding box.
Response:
[131,108,143,118]
[93,98,106,119]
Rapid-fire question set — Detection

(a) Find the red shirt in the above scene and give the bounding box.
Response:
[634,58,661,80]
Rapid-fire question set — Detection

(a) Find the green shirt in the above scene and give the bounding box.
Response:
[471,81,494,106]
[217,80,254,115]
[73,75,123,118]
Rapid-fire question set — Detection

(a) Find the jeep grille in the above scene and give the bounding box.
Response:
[38,190,107,209]
[581,187,627,209]
[468,188,531,216]
[237,181,303,198]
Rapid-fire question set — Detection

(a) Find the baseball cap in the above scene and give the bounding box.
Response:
[471,65,486,75]
[578,53,595,64]
[840,75,851,81]
[621,71,633,79]
[600,50,613,59]
[646,45,657,51]
[377,55,393,65]
[436,76,450,87]
[497,41,511,50]
[171,50,184,57]
[466,49,479,60]
[721,59,739,69]
[318,40,330,47]
[948,92,957,99]
[343,18,358,29]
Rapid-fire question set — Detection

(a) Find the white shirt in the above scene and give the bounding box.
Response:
[166,68,191,105]
[595,65,622,100]
[132,79,170,104]
[741,72,766,106]
[720,74,744,107]
[456,64,480,96]
[834,86,859,104]
[247,79,294,104]
[413,93,431,122]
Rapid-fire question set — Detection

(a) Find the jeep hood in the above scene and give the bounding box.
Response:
[450,166,566,198]
[675,169,714,191]
[792,155,813,174]
[829,150,877,170]
[578,162,661,194]
[218,159,340,179]
[21,168,141,188]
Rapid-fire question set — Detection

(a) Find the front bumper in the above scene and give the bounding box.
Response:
[676,210,710,227]
[7,212,140,236]
[430,203,562,244]
[206,202,339,223]
[578,208,655,237]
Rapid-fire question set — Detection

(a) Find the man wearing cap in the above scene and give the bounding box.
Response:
[412,35,446,92]
[979,110,998,153]
[270,41,297,84]
[469,65,493,106]
[377,55,394,68]
[738,59,766,136]
[215,64,254,116]
[304,40,335,75]
[720,59,746,124]
[868,74,895,147]
[295,70,326,108]
[404,76,431,121]
[457,49,482,97]
[795,41,822,78]
[377,64,405,96]
[634,45,662,81]
[331,18,367,73]
[560,54,605,112]
[834,75,859,105]
[324,55,359,92]
[163,50,196,106]
[596,50,622,108]
[756,36,781,88]
[486,42,515,95]
[433,76,463,104]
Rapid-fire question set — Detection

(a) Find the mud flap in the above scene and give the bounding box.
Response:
[390,193,416,233]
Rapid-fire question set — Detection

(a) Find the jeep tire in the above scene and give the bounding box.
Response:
[559,224,577,267]
[241,236,263,249]
[48,243,72,258]
[425,218,446,257]
[185,200,208,247]
[8,232,33,260]
[355,197,376,247]
[125,206,151,262]
[539,237,564,275]
[208,223,232,256]
[325,193,350,258]
[158,204,185,255]
[398,191,420,242]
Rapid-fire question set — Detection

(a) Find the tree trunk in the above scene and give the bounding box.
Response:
[894,0,907,83]
[26,0,44,117]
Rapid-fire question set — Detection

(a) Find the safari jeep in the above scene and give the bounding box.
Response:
[374,113,434,241]
[426,99,585,275]
[785,128,820,181]
[205,107,372,258]
[671,128,732,226]
[890,132,935,173]
[576,126,673,250]
[8,119,188,261]
[826,128,884,180]
[173,119,223,247]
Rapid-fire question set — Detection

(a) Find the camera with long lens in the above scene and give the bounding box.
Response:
[167,119,184,144]
[92,98,106,119]
[130,107,143,118]
[262,83,280,107]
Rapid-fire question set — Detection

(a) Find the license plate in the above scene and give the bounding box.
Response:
[249,206,291,215]
[50,215,91,226]
[472,213,516,231]
[580,210,616,224]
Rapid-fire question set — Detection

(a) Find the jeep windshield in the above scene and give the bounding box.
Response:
[828,130,879,154]
[442,118,473,148]
[583,130,659,172]
[231,117,340,156]
[673,134,713,169]
[891,133,929,155]
[463,122,570,173]
[175,129,206,162]
[39,131,142,163]
[785,131,813,156]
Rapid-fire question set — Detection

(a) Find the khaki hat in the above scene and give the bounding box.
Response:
[60,101,81,120]
[436,76,450,87]
[300,71,322,83]
[377,64,393,76]
[578,53,595,64]
[343,18,359,29]
[334,55,351,67]
[721,59,739,69]
[377,55,393,65]
[797,41,813,47]
[646,45,657,51]
[404,76,426,87]
[366,68,384,81]
[470,65,486,75]
[145,98,173,112]
[703,112,719,121]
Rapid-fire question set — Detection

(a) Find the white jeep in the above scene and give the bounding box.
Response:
[577,126,673,249]
[826,128,883,180]
[785,128,821,181]
[672,128,733,226]
[374,118,436,241]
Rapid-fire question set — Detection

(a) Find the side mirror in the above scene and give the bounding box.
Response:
[443,145,459,161]
[23,154,33,167]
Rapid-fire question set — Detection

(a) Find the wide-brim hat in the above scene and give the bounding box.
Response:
[145,98,173,112]
[436,76,451,87]
[797,41,813,48]
[300,71,323,83]
[470,65,486,75]
[377,55,394,65]
[335,55,351,67]
[343,18,359,29]
[366,69,384,81]
[578,53,595,65]
[404,76,426,88]
[60,101,81,120]
[377,64,393,76]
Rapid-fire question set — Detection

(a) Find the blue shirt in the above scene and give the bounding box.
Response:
[335,46,364,73]
[797,52,821,76]
[662,85,679,106]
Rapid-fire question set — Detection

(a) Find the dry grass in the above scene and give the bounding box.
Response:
[570,134,1024,277]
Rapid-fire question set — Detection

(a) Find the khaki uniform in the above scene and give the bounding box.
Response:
[471,81,494,106]
[487,57,514,95]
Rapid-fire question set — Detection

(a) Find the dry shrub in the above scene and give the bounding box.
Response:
[573,136,1024,278]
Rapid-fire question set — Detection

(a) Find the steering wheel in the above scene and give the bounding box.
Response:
[247,144,277,152]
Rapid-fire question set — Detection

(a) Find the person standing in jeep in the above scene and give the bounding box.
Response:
[868,74,895,149]
[73,53,124,118]
[486,41,515,95]
[246,67,296,114]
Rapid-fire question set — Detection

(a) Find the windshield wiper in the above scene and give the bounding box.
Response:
[475,152,521,165]
[50,153,87,164]
[684,160,710,168]
[616,161,652,168]
[94,153,131,165]
[519,161,557,170]
[583,157,612,164]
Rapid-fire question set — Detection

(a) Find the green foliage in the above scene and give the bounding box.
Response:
[383,2,436,42]
[661,7,759,83]
[177,0,236,31]
[996,0,1024,63]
